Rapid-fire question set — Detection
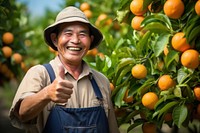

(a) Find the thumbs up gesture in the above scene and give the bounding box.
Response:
[47,64,73,103]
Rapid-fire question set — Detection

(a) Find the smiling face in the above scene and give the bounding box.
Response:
[51,22,94,66]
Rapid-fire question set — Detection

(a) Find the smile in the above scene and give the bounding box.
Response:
[67,47,82,51]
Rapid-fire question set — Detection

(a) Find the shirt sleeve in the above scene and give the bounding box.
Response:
[8,65,49,130]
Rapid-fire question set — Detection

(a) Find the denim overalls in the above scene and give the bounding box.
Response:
[42,64,109,133]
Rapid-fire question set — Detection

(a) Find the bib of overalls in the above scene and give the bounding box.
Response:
[42,64,109,133]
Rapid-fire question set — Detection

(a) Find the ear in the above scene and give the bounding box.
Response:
[90,35,94,43]
[50,33,58,46]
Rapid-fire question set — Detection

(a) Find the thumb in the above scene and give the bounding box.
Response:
[58,64,65,79]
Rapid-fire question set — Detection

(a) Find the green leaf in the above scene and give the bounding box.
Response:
[173,105,188,128]
[114,85,127,108]
[154,33,170,57]
[116,58,135,72]
[142,13,172,30]
[188,25,200,44]
[143,22,170,34]
[164,50,179,69]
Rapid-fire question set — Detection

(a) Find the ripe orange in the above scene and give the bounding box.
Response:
[110,83,115,91]
[157,60,164,71]
[86,48,98,56]
[142,92,158,110]
[97,52,105,60]
[171,32,190,52]
[2,46,12,58]
[123,89,134,103]
[181,49,199,69]
[142,122,157,133]
[164,45,169,56]
[158,75,174,91]
[2,32,14,44]
[12,53,23,64]
[195,0,200,16]
[131,64,147,79]
[194,86,200,101]
[163,0,184,19]
[95,13,112,27]
[130,0,147,15]
[131,15,145,31]
[80,2,90,11]
[83,9,92,18]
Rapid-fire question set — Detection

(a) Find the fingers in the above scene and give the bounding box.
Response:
[58,64,65,80]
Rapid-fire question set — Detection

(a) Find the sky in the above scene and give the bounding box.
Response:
[17,0,64,17]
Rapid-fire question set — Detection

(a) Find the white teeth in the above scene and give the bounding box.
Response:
[68,47,81,51]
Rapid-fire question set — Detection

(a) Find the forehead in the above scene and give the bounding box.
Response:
[59,22,90,31]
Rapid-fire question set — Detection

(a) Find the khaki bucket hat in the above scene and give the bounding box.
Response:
[44,6,103,50]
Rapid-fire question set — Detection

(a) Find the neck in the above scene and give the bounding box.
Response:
[59,56,83,80]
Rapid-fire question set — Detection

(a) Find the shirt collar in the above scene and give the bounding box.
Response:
[54,56,93,79]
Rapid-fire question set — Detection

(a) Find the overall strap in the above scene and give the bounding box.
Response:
[43,63,103,101]
[89,76,103,100]
[43,63,56,83]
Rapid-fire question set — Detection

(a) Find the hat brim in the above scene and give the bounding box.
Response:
[44,17,103,51]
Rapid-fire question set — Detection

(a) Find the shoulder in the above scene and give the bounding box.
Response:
[91,69,109,83]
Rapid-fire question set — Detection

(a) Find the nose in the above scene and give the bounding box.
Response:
[71,34,80,44]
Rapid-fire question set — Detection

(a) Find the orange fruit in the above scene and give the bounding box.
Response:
[80,2,90,11]
[2,32,14,44]
[142,92,158,110]
[12,53,23,64]
[157,60,164,71]
[83,9,92,18]
[131,64,147,79]
[2,46,12,58]
[97,52,105,60]
[163,0,184,19]
[123,89,134,103]
[158,75,174,91]
[195,0,200,16]
[181,49,199,69]
[86,48,98,56]
[131,15,145,31]
[142,122,157,133]
[164,45,169,56]
[130,0,147,15]
[194,86,200,101]
[171,32,190,52]
[95,13,112,27]
[110,83,115,91]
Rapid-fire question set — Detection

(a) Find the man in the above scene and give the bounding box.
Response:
[9,6,119,133]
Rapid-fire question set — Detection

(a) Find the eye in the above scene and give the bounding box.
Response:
[64,31,73,37]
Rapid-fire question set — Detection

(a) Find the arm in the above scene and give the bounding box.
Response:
[18,64,73,122]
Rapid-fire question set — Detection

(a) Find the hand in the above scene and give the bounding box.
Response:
[47,64,73,103]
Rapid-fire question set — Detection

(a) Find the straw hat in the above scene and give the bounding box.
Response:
[44,6,103,50]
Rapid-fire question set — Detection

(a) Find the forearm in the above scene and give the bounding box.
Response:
[19,87,50,122]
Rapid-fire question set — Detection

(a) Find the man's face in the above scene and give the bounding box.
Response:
[54,22,93,65]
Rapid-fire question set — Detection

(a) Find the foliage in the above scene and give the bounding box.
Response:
[0,0,32,83]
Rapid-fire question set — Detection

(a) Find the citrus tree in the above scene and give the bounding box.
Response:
[0,0,32,83]
[92,0,200,132]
